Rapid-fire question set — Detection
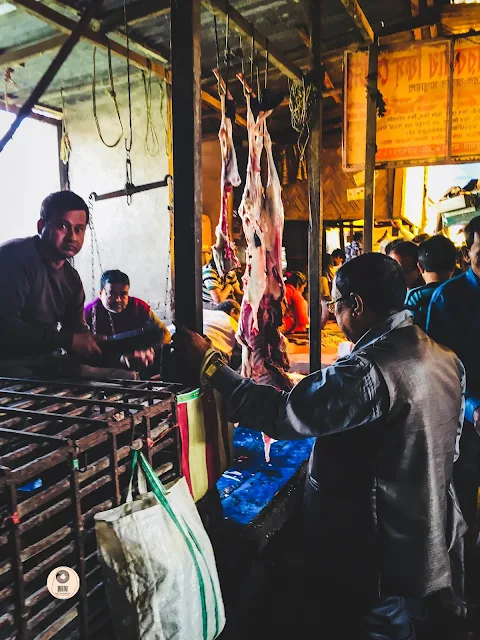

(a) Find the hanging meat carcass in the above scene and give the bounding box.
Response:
[236,77,293,462]
[211,72,241,278]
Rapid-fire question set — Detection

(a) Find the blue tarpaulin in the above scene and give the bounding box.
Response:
[217,428,314,526]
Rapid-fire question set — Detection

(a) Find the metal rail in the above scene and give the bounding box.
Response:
[89,175,172,202]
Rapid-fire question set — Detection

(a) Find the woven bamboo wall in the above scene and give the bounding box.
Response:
[283,146,391,222]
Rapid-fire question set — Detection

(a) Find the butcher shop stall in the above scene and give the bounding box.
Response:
[3,0,479,638]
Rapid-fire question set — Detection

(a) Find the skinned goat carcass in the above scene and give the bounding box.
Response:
[211,73,241,278]
[236,77,293,462]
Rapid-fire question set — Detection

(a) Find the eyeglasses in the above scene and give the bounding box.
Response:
[326,296,348,314]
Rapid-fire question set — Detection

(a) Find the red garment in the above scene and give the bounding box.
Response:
[85,297,152,336]
[283,283,309,333]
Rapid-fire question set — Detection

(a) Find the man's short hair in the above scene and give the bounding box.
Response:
[216,300,241,315]
[464,216,480,249]
[384,238,402,255]
[331,249,345,261]
[352,231,363,243]
[388,240,419,264]
[412,233,430,245]
[100,269,130,291]
[40,191,89,225]
[335,253,406,317]
[418,235,456,273]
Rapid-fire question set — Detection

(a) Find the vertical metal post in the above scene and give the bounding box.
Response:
[363,42,378,253]
[308,0,323,373]
[4,473,27,639]
[70,452,88,639]
[171,0,203,333]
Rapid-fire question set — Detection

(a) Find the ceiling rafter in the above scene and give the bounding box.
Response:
[201,0,303,83]
[94,0,170,32]
[339,0,374,43]
[0,34,68,67]
[297,27,342,104]
[11,0,247,127]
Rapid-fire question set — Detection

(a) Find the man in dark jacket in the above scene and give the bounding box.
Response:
[176,253,466,639]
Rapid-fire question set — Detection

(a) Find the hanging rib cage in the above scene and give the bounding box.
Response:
[0,376,183,640]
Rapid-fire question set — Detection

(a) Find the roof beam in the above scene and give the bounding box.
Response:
[298,27,342,104]
[11,0,245,128]
[201,0,303,83]
[96,0,170,33]
[339,0,374,42]
[12,0,168,80]
[0,0,102,154]
[0,34,68,67]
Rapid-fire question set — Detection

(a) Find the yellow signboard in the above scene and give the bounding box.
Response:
[452,36,480,159]
[344,38,480,169]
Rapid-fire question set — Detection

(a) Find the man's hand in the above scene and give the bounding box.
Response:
[123,348,155,369]
[72,332,103,359]
[473,407,480,435]
[175,325,211,377]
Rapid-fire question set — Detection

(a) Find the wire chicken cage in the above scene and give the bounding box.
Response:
[0,376,183,640]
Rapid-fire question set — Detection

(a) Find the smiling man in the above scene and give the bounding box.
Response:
[176,253,467,639]
[0,191,132,379]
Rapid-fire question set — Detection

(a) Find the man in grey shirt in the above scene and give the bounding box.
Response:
[176,254,467,639]
[0,191,143,379]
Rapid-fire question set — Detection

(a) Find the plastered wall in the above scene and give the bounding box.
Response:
[67,81,173,323]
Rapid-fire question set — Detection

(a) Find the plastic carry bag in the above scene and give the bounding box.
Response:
[95,450,226,640]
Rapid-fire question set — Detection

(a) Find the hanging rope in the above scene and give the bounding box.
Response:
[92,43,124,147]
[60,88,72,190]
[289,74,318,161]
[224,13,230,94]
[214,16,222,96]
[60,88,72,165]
[159,80,169,157]
[142,63,159,156]
[3,68,19,112]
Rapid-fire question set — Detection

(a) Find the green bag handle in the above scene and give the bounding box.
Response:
[130,450,221,639]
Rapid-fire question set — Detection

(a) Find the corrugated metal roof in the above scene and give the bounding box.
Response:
[0,0,412,129]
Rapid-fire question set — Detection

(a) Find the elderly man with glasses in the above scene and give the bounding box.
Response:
[176,253,467,639]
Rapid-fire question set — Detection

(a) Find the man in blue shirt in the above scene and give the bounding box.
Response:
[405,235,456,331]
[426,216,480,593]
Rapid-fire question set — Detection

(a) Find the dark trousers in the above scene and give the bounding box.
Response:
[302,479,415,639]
[453,419,480,595]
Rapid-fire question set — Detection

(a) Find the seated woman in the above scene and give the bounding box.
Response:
[282,271,309,334]
[85,269,170,374]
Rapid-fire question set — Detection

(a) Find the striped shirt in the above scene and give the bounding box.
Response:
[202,261,239,305]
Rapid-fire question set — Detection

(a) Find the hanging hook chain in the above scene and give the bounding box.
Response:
[265,39,269,91]
[123,0,133,205]
[88,195,104,300]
